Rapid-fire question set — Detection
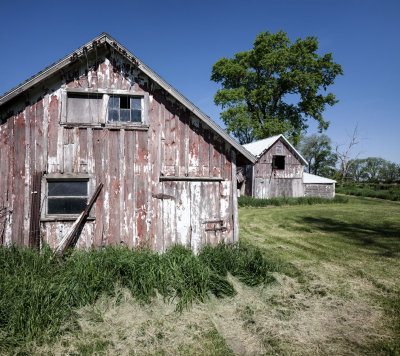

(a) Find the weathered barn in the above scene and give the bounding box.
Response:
[240,134,336,199]
[0,33,255,253]
[241,135,308,198]
[303,173,336,198]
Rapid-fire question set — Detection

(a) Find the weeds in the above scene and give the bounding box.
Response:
[336,185,400,201]
[238,194,348,207]
[0,243,276,352]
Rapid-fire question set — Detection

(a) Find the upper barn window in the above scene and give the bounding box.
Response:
[272,155,285,170]
[66,93,103,123]
[62,89,147,126]
[108,95,142,123]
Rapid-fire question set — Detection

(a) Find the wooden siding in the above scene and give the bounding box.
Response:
[304,183,335,198]
[0,51,236,252]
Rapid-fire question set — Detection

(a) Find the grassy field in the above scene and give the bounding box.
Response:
[239,195,400,355]
[3,196,400,355]
[336,183,400,201]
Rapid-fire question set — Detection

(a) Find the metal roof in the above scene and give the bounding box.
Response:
[303,172,336,184]
[243,134,308,166]
[0,33,256,165]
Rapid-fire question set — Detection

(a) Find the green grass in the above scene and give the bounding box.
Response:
[240,195,400,354]
[0,243,276,353]
[337,183,400,201]
[2,195,400,355]
[238,194,348,207]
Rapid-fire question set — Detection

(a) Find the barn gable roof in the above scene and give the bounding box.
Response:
[0,33,255,165]
[243,134,308,166]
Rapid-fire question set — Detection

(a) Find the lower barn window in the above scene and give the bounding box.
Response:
[108,95,142,123]
[47,180,88,215]
[272,155,285,170]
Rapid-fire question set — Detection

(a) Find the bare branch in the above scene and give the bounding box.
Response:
[335,124,361,182]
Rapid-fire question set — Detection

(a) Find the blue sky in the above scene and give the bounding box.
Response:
[1,0,399,163]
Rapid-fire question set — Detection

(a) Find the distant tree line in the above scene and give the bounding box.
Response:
[299,134,400,183]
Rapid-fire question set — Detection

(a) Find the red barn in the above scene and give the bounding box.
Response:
[0,33,255,253]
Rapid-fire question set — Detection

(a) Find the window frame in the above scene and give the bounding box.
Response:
[61,88,149,128]
[41,173,95,221]
[107,94,143,124]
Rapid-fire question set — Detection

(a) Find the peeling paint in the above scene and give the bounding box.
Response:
[0,49,240,251]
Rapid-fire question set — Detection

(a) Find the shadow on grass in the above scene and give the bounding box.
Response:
[298,216,400,257]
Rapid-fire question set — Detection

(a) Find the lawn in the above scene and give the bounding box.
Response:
[239,195,400,355]
[5,196,400,355]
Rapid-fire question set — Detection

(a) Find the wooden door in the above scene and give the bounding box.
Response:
[162,181,233,253]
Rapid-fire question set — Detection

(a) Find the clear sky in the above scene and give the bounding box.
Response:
[1,0,399,163]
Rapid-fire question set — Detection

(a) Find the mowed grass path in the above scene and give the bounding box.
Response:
[27,196,400,355]
[240,196,400,354]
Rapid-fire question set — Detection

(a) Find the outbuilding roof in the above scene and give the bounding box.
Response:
[0,33,255,165]
[243,134,308,166]
[303,172,336,184]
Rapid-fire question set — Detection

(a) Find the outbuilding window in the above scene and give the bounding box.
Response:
[47,180,88,215]
[108,95,142,123]
[272,155,285,170]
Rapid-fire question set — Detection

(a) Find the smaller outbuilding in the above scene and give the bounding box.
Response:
[303,172,336,198]
[240,134,336,199]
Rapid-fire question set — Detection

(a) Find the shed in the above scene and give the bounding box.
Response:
[0,33,255,253]
[303,173,336,198]
[241,134,308,198]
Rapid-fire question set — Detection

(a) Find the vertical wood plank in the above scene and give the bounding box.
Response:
[123,130,135,248]
[231,151,238,243]
[79,128,88,173]
[190,182,201,254]
[93,129,105,246]
[136,130,148,248]
[175,181,191,247]
[108,130,120,245]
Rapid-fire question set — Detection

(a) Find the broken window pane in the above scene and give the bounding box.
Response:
[120,96,130,109]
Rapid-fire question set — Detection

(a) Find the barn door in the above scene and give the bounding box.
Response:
[162,181,231,253]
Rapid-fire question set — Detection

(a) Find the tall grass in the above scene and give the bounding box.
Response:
[238,195,348,207]
[336,185,400,201]
[0,243,276,351]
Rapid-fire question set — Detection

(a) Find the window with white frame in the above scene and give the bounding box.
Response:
[108,95,142,123]
[62,89,146,126]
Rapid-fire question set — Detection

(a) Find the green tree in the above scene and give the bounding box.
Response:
[299,134,337,176]
[211,30,343,144]
[347,158,368,182]
[380,161,400,183]
[362,157,387,182]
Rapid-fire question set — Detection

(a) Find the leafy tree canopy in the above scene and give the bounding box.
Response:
[211,30,343,144]
[299,134,337,176]
[347,157,400,183]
